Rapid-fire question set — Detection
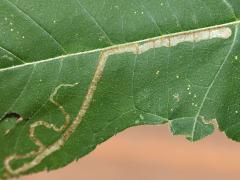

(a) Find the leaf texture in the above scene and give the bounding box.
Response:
[0,0,240,179]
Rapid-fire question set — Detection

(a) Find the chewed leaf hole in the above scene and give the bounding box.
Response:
[1,112,23,122]
[0,112,26,136]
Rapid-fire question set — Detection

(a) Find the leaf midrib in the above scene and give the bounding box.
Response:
[1,19,240,73]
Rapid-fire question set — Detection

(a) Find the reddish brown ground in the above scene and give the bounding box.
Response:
[20,125,240,180]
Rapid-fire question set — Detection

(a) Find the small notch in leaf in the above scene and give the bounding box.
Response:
[0,112,26,136]
[1,112,23,122]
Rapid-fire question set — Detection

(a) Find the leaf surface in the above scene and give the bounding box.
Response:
[0,0,240,178]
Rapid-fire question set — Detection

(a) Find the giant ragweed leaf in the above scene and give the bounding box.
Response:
[0,0,240,179]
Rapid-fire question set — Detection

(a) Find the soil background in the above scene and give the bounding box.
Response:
[20,125,240,180]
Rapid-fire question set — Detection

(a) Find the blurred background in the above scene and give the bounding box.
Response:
[20,125,240,180]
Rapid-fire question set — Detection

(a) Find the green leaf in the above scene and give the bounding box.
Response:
[0,0,240,179]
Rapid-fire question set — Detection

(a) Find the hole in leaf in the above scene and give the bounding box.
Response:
[1,112,23,122]
[0,112,26,135]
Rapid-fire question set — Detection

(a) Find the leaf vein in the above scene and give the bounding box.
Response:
[4,0,67,54]
[191,25,239,139]
[0,20,239,73]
